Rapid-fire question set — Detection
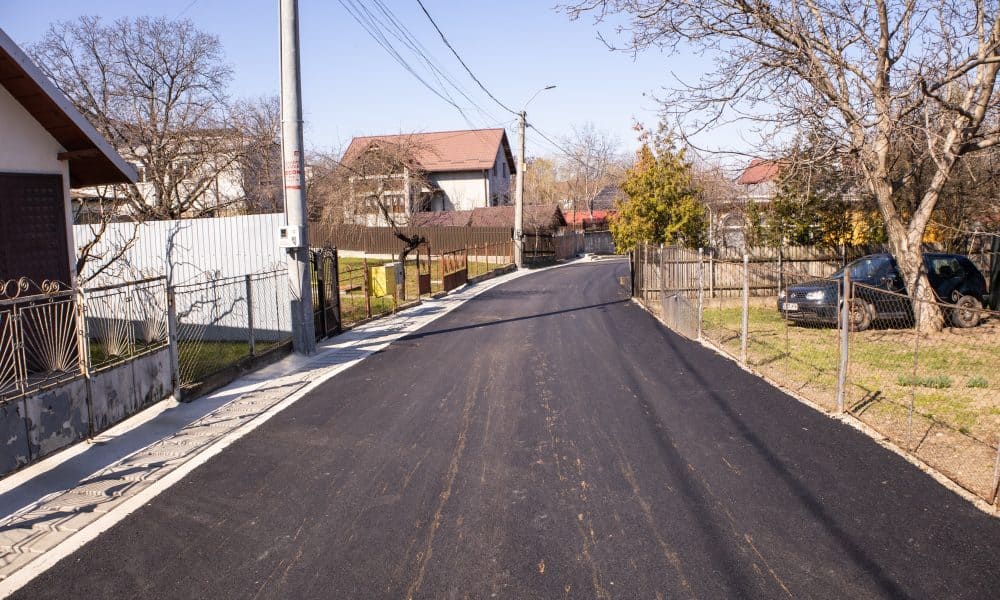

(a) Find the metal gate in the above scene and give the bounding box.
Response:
[311,247,341,340]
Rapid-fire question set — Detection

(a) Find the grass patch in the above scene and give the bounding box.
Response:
[966,376,989,389]
[697,301,999,440]
[897,374,953,389]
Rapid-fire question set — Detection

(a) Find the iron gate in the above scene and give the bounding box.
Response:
[311,247,341,340]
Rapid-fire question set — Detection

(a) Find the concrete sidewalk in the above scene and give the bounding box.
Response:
[0,263,549,594]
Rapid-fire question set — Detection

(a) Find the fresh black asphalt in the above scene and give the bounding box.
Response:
[13,258,1000,599]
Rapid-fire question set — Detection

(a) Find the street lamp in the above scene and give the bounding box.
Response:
[514,84,556,269]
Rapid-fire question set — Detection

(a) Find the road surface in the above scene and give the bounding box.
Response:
[14,258,1000,599]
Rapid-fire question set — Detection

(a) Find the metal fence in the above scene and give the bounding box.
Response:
[633,243,1000,506]
[173,270,292,388]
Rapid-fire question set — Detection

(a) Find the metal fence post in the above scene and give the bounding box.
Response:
[740,253,749,365]
[74,288,96,436]
[697,248,704,340]
[245,274,256,357]
[166,285,181,397]
[363,257,372,319]
[836,269,850,413]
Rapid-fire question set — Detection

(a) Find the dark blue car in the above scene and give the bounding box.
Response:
[778,253,989,330]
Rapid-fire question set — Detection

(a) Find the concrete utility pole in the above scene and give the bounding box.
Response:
[514,110,526,269]
[280,0,316,354]
[513,85,555,270]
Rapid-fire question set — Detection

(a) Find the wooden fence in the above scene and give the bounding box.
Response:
[640,245,870,298]
[312,224,512,255]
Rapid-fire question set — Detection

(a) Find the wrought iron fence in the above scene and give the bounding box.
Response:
[633,242,1000,505]
[0,279,80,402]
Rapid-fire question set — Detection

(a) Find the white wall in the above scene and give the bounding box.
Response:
[0,86,68,176]
[429,170,489,211]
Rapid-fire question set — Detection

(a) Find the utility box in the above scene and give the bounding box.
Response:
[370,262,403,298]
[277,225,304,248]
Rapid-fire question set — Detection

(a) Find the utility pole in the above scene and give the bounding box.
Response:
[514,110,526,269]
[280,0,315,354]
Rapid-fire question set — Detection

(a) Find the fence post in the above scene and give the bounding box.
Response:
[697,248,704,340]
[990,443,1000,506]
[166,285,181,398]
[740,253,749,365]
[74,288,96,436]
[836,269,850,413]
[709,250,715,299]
[363,257,372,319]
[245,275,256,357]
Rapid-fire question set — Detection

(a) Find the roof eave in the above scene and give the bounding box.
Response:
[0,27,137,187]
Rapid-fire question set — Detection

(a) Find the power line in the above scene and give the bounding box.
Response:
[414,0,517,116]
[336,0,504,133]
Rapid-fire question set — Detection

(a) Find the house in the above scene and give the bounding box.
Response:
[0,27,136,285]
[565,184,622,229]
[73,128,282,222]
[341,128,516,225]
[711,158,782,249]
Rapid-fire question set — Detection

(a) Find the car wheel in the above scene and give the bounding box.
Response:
[951,295,982,328]
[848,299,873,332]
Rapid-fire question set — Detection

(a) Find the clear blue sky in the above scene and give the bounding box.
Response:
[2,0,741,162]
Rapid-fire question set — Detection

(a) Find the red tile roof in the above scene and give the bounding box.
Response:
[737,159,781,185]
[565,210,615,225]
[342,128,515,174]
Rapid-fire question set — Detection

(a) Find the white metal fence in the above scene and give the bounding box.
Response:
[74,213,286,286]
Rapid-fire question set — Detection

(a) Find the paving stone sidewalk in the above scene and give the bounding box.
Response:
[0,266,536,583]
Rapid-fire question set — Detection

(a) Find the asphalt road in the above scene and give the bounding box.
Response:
[14,258,1000,599]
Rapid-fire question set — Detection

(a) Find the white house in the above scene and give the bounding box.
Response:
[0,27,135,285]
[341,128,516,225]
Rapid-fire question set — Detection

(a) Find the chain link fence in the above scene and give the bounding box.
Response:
[172,270,291,388]
[633,242,1000,506]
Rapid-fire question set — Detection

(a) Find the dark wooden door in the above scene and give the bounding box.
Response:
[0,173,70,285]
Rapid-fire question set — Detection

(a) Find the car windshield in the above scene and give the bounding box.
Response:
[831,256,888,281]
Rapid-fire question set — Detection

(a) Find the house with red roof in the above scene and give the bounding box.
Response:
[340,128,516,225]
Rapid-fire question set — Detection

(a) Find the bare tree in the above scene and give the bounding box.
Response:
[523,157,565,206]
[564,1,1000,330]
[559,123,626,219]
[31,16,245,220]
[312,139,433,262]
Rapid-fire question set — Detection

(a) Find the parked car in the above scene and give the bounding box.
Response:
[777,253,989,330]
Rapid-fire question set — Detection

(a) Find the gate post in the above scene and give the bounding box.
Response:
[166,285,181,398]
[836,270,850,413]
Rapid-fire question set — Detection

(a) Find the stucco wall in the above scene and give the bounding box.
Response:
[489,146,512,205]
[0,85,68,177]
[430,170,489,211]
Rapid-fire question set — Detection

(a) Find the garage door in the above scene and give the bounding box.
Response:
[0,173,70,286]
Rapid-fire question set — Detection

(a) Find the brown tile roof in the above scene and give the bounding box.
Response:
[342,128,515,174]
[470,205,566,231]
[737,159,781,185]
[408,210,472,227]
[408,204,566,232]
